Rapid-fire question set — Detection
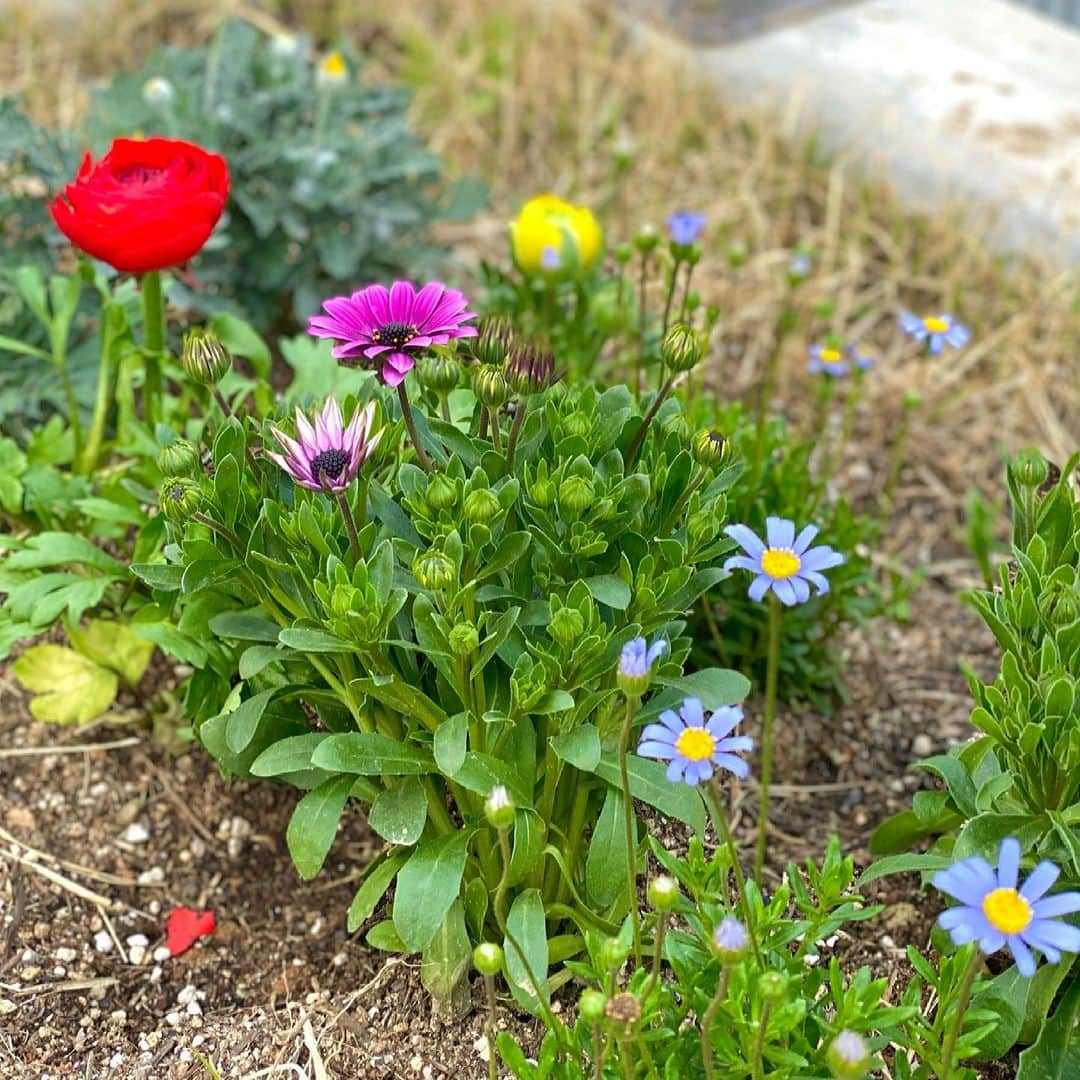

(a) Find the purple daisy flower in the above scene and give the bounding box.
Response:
[308,280,478,388]
[267,397,382,493]
[808,344,849,377]
[723,518,845,606]
[898,311,970,355]
[667,210,707,247]
[933,837,1080,977]
[637,697,752,786]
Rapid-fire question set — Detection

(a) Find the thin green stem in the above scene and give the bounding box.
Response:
[751,1000,772,1080]
[626,377,675,467]
[488,406,503,454]
[701,968,731,1080]
[747,315,792,492]
[660,260,681,336]
[641,912,668,1002]
[660,466,707,533]
[396,381,432,472]
[141,270,165,429]
[635,252,650,394]
[334,489,362,562]
[505,400,527,470]
[617,1036,634,1080]
[618,695,642,965]
[940,948,981,1080]
[192,511,244,555]
[708,782,764,969]
[755,595,781,884]
[679,262,697,321]
[76,310,119,474]
[483,973,498,1080]
[882,399,916,512]
[592,1025,604,1080]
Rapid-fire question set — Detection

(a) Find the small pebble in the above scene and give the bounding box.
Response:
[138,867,165,886]
[93,931,114,954]
[912,734,933,757]
[54,947,77,963]
[122,822,151,845]
[153,946,171,963]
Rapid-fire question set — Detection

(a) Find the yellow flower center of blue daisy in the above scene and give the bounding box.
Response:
[819,348,842,363]
[982,887,1032,935]
[923,316,949,333]
[761,548,801,580]
[675,727,716,762]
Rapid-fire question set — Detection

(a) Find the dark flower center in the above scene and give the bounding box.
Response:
[310,449,350,482]
[372,322,418,350]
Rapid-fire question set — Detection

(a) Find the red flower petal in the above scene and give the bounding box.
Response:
[165,907,216,957]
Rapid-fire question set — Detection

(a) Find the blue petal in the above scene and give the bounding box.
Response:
[771,578,798,606]
[714,753,749,779]
[945,323,970,347]
[690,760,714,785]
[1023,918,1080,956]
[657,710,685,735]
[666,759,687,784]
[800,546,845,571]
[724,524,765,558]
[717,735,754,754]
[1008,937,1036,977]
[1021,861,1061,902]
[979,928,1007,955]
[647,639,668,664]
[748,575,772,602]
[928,335,944,356]
[706,706,743,740]
[766,517,796,549]
[997,838,1020,890]
[1032,892,1080,918]
[801,570,831,596]
[724,555,762,573]
[790,576,811,604]
[637,740,678,760]
[793,524,819,554]
[899,311,924,335]
[935,858,995,906]
[680,697,705,726]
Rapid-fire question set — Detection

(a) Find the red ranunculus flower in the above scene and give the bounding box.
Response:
[50,137,229,274]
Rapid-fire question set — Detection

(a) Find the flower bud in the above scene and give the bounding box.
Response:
[1013,448,1049,490]
[563,411,591,439]
[548,607,585,650]
[614,242,634,265]
[473,364,510,408]
[684,290,701,312]
[786,251,812,287]
[160,477,202,525]
[558,475,595,519]
[1041,585,1079,629]
[647,875,679,912]
[484,785,515,830]
[604,991,641,1033]
[757,970,789,1000]
[412,550,455,592]
[687,509,716,547]
[826,1030,871,1080]
[711,916,748,964]
[634,225,659,255]
[599,937,631,972]
[449,621,480,658]
[661,323,702,374]
[578,989,607,1024]
[473,943,504,977]
[727,240,749,268]
[142,77,176,108]
[661,411,690,441]
[157,438,202,478]
[426,474,458,512]
[474,316,515,367]
[463,488,500,525]
[506,342,555,396]
[417,354,461,394]
[316,50,348,89]
[692,430,729,469]
[181,329,231,387]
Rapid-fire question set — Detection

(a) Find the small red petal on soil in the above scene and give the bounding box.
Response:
[165,907,216,956]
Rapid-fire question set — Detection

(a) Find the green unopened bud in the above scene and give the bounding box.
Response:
[558,475,595,519]
[417,354,461,394]
[473,943,504,977]
[578,989,607,1024]
[181,329,231,387]
[473,363,510,408]
[506,342,555,396]
[661,324,702,373]
[160,477,202,525]
[463,488,500,525]
[687,509,715,546]
[826,1030,871,1080]
[661,411,690,441]
[1013,448,1049,490]
[484,785,515,830]
[412,550,455,591]
[727,240,749,268]
[1041,585,1079,628]
[599,937,631,972]
[647,875,679,912]
[449,621,479,658]
[634,225,659,254]
[474,316,515,367]
[426,474,458,511]
[757,970,789,1000]
[563,411,591,439]
[614,242,634,265]
[684,290,701,311]
[902,390,922,411]
[548,607,585,649]
[692,430,729,469]
[530,476,555,507]
[157,438,202,477]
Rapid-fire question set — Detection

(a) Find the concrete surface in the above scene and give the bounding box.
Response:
[631,0,1080,263]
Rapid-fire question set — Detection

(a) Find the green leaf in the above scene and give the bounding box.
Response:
[476,531,532,580]
[12,644,117,725]
[351,674,449,730]
[508,809,547,887]
[347,851,409,933]
[869,808,961,856]
[209,312,271,371]
[130,563,184,591]
[586,787,629,908]
[67,619,154,687]
[312,732,435,776]
[550,724,601,772]
[224,688,279,755]
[858,853,953,886]
[366,921,408,953]
[913,755,978,819]
[434,713,468,776]
[972,966,1029,1060]
[392,830,471,952]
[209,610,283,642]
[1016,977,1080,1080]
[503,889,550,1014]
[5,532,125,574]
[286,775,354,881]
[368,776,428,846]
[954,814,1043,862]
[250,733,329,778]
[583,574,631,610]
[531,689,575,715]
[651,668,751,712]
[420,898,472,1012]
[278,626,354,653]
[595,754,705,833]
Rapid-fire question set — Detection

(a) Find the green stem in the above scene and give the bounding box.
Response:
[626,377,675,467]
[505,400,527,470]
[76,310,119,474]
[940,948,981,1080]
[641,912,668,1002]
[617,1036,634,1080]
[747,317,791,492]
[334,489,362,562]
[618,695,642,965]
[488,406,503,454]
[660,260,681,336]
[396,381,432,472]
[483,974,498,1080]
[751,1000,771,1080]
[755,595,781,884]
[701,968,731,1080]
[635,252,650,395]
[660,466,707,533]
[679,262,697,321]
[141,270,165,429]
[882,399,916,512]
[708,781,763,969]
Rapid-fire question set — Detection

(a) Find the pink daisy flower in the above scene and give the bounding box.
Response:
[307,280,478,387]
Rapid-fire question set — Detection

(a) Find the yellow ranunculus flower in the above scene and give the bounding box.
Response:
[509,194,603,278]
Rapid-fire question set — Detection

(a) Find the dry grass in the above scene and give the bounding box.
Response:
[3,0,1078,484]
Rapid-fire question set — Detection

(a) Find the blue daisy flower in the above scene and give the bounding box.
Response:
[933,837,1080,977]
[847,344,874,372]
[637,696,752,786]
[617,636,667,696]
[723,517,845,606]
[899,311,970,355]
[808,344,849,377]
[667,210,708,247]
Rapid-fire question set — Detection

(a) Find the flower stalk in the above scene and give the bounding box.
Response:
[618,694,643,965]
[141,270,165,428]
[397,382,432,472]
[755,595,781,884]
